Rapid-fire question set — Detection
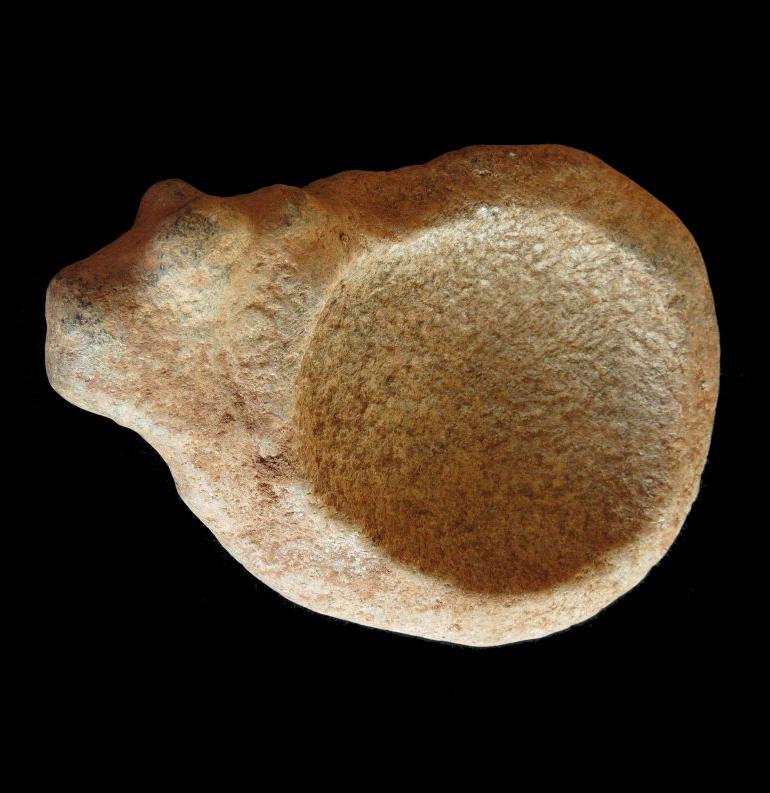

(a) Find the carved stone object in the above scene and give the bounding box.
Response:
[46,146,719,645]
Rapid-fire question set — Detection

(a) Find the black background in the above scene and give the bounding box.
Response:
[14,123,754,727]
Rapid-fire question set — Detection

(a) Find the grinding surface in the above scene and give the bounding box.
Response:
[45,145,719,646]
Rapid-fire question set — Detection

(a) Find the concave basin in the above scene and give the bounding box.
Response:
[294,210,684,595]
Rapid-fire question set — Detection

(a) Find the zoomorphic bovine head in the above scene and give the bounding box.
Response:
[46,177,347,446]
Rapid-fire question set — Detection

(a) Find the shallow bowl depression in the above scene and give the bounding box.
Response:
[295,209,685,596]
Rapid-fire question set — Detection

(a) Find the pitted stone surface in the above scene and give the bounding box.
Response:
[46,146,719,646]
[296,212,687,594]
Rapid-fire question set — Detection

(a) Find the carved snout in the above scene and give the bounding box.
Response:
[45,180,252,428]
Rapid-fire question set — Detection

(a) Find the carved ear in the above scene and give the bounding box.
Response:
[135,179,203,224]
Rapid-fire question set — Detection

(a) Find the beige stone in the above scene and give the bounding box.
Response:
[45,145,719,646]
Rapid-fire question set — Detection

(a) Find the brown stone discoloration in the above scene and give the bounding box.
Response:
[45,145,719,646]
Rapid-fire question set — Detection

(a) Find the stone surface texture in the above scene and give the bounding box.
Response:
[45,145,719,646]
